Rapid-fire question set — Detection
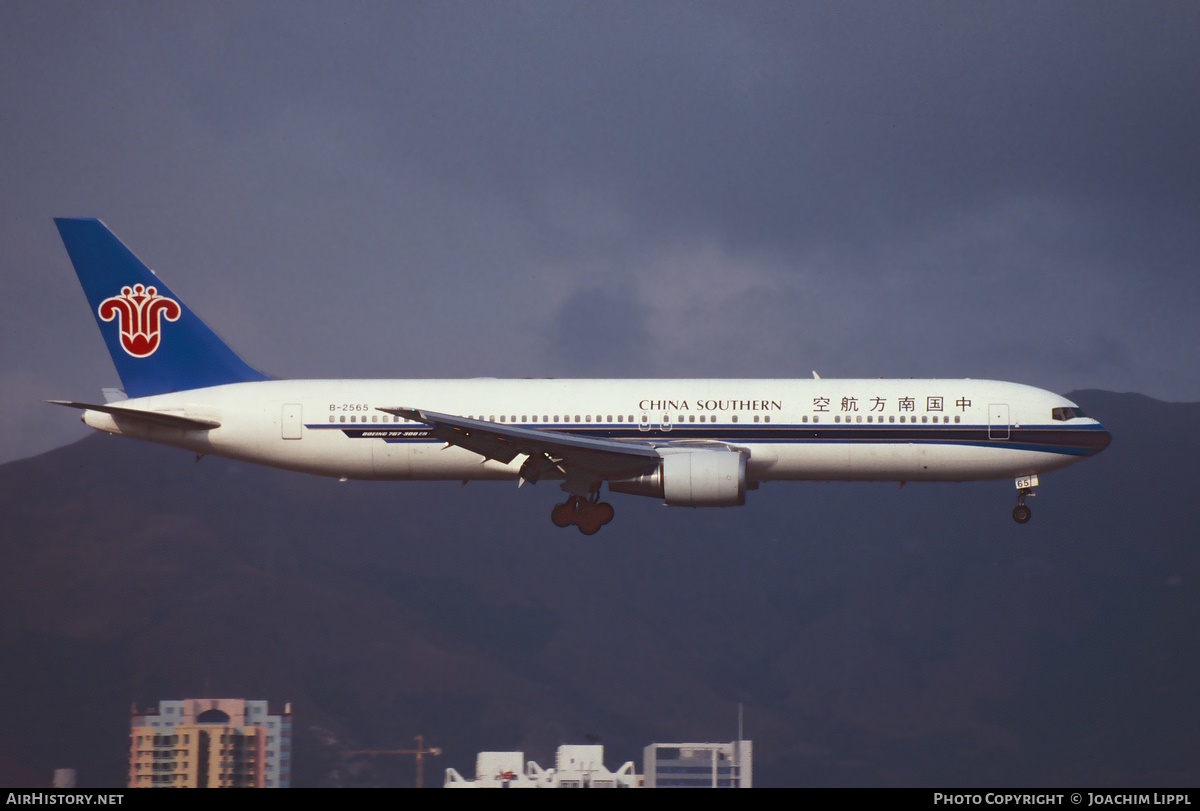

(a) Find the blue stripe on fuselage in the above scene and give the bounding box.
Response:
[306,422,1109,457]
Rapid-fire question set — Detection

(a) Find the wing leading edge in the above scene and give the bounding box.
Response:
[377,407,661,488]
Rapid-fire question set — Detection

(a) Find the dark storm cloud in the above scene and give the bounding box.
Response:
[311,3,1200,250]
[546,286,652,377]
[1,2,1197,463]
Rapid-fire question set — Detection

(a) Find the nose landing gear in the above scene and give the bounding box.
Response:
[551,493,615,535]
[1012,474,1038,524]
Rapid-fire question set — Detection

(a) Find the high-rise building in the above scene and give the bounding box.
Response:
[128,698,292,788]
[642,741,752,788]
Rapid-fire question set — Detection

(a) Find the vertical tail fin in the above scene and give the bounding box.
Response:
[55,218,270,397]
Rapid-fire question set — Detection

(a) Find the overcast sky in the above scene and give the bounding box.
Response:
[2,2,1197,464]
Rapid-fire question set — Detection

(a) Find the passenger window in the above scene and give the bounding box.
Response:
[607,414,613,422]
[688,415,694,423]
[329,416,335,423]
[499,415,505,423]
[575,415,580,422]
[732,415,738,423]
[754,415,760,423]
[813,415,819,423]
[764,416,771,423]
[629,415,635,423]
[616,415,623,423]
[802,415,808,423]
[921,416,927,423]
[889,416,895,423]
[856,416,862,423]
[835,415,841,423]
[954,416,960,423]
[340,416,345,423]
[521,415,527,422]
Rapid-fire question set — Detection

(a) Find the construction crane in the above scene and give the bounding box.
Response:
[345,734,442,788]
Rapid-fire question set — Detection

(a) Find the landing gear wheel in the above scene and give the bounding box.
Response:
[551,502,575,527]
[576,512,603,535]
[1012,503,1031,524]
[550,492,615,533]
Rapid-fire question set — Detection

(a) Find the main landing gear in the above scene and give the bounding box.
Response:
[551,493,615,535]
[1012,474,1038,524]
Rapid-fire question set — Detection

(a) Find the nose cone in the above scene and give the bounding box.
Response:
[1086,422,1112,456]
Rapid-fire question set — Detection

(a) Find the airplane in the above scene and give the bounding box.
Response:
[50,218,1111,534]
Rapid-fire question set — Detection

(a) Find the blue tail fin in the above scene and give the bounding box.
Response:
[55,218,270,397]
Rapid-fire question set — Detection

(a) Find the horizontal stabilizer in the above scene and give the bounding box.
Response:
[47,400,220,431]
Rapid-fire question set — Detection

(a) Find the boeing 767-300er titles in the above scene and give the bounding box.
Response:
[51,219,1111,534]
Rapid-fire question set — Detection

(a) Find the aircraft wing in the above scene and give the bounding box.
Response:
[377,407,661,485]
[47,400,221,431]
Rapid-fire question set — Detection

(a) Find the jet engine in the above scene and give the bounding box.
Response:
[609,450,746,507]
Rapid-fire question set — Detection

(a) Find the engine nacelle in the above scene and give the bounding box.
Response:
[609,450,747,507]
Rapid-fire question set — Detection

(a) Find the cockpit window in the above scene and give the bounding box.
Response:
[1051,406,1087,421]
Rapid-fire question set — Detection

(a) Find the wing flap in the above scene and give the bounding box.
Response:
[47,400,221,431]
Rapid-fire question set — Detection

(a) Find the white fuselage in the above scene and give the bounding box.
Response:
[78,378,1108,487]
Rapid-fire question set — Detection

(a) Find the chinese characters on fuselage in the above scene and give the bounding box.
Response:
[827,395,968,413]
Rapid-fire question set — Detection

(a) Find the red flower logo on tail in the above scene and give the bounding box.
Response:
[98,284,181,358]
